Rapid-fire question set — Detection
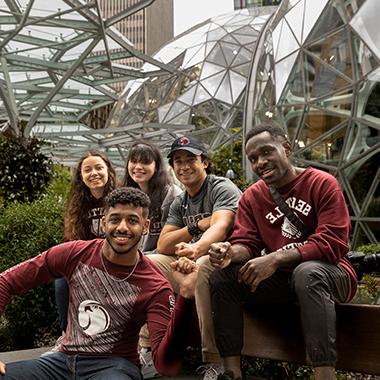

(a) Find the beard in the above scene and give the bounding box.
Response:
[105,233,141,255]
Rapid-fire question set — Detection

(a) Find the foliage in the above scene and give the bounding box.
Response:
[0,135,53,204]
[351,244,380,305]
[211,139,251,191]
[0,165,71,350]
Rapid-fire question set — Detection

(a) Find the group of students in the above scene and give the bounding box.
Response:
[0,122,357,380]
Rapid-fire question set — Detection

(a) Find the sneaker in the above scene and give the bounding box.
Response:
[196,363,223,380]
[140,347,160,379]
[40,331,65,357]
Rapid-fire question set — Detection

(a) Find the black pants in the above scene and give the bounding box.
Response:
[210,260,350,367]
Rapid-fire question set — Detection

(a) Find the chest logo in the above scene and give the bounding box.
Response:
[78,300,110,336]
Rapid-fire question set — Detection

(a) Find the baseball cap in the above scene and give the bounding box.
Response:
[167,136,209,158]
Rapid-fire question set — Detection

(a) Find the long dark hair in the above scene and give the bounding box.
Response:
[64,150,117,241]
[123,141,173,213]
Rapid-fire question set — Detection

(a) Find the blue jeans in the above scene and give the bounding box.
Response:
[1,352,142,380]
[55,278,69,332]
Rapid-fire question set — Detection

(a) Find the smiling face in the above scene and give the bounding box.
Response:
[80,156,109,198]
[102,203,149,259]
[172,150,208,193]
[246,131,294,188]
[127,158,156,190]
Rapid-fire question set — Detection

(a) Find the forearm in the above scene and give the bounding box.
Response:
[157,227,192,254]
[230,244,253,263]
[271,248,302,268]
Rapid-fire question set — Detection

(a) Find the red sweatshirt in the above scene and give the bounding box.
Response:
[229,167,357,301]
[0,239,193,376]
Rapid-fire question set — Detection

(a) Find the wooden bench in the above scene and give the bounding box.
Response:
[241,303,380,375]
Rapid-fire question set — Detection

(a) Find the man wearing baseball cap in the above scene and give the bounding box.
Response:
[147,135,242,379]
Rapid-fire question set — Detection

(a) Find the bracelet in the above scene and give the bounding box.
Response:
[187,221,202,237]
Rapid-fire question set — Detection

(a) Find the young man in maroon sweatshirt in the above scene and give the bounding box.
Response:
[0,187,197,380]
[208,122,357,380]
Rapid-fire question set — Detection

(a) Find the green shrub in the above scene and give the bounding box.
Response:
[211,139,251,191]
[0,165,71,350]
[0,136,53,204]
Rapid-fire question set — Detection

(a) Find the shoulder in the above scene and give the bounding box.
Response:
[207,175,242,195]
[302,167,341,191]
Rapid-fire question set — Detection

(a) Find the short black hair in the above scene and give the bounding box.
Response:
[245,121,288,144]
[104,187,151,218]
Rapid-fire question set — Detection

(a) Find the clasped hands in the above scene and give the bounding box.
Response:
[208,242,279,292]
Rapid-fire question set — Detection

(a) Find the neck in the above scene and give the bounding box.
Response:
[139,182,149,194]
[102,241,140,266]
[185,174,207,197]
[90,188,104,199]
[275,166,304,188]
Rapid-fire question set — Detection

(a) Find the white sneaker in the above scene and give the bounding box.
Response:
[140,348,160,379]
[196,363,224,380]
[40,332,66,357]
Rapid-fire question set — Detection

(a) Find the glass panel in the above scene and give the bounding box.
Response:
[352,34,380,78]
[191,100,218,123]
[310,88,353,115]
[163,101,188,123]
[193,83,212,106]
[230,71,246,103]
[200,62,225,80]
[307,29,353,80]
[233,32,259,45]
[278,104,306,145]
[279,53,305,101]
[183,45,206,69]
[220,42,241,66]
[166,109,191,124]
[283,0,305,44]
[201,71,227,97]
[307,2,344,44]
[298,124,348,166]
[302,0,330,43]
[207,28,228,42]
[350,0,380,61]
[364,80,380,119]
[272,18,300,62]
[231,46,253,66]
[158,101,173,122]
[215,73,233,104]
[207,43,227,66]
[275,51,299,102]
[231,62,251,77]
[178,85,196,105]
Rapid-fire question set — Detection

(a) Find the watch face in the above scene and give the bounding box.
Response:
[188,223,201,237]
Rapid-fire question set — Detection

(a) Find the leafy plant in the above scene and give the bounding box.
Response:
[0,136,53,204]
[0,166,71,350]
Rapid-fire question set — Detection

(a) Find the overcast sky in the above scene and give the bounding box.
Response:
[173,0,234,36]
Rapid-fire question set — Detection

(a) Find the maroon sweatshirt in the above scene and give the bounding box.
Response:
[229,167,357,301]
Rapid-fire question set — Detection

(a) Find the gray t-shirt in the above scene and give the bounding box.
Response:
[141,184,183,253]
[166,174,242,242]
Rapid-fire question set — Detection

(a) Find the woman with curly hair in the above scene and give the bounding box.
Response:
[56,150,117,332]
[124,141,182,254]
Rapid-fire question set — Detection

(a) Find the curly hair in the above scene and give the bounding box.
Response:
[123,141,173,214]
[64,151,117,241]
[104,187,151,218]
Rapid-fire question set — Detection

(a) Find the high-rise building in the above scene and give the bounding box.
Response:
[98,0,174,67]
[234,0,281,9]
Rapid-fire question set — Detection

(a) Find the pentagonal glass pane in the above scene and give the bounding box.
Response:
[307,29,353,80]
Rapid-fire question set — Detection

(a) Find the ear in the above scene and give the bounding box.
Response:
[101,215,106,231]
[282,140,292,157]
[202,158,209,169]
[143,219,150,235]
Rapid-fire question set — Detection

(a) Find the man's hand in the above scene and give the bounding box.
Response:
[0,361,6,375]
[174,242,200,260]
[208,242,232,268]
[239,254,278,292]
[171,257,198,299]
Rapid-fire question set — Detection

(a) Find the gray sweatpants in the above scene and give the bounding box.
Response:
[209,260,350,367]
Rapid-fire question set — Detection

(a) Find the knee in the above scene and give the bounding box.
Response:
[209,267,231,292]
[292,261,328,296]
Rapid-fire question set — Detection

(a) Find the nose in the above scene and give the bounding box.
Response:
[116,219,129,232]
[257,155,267,168]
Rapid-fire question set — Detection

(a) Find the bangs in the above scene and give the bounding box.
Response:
[129,144,155,164]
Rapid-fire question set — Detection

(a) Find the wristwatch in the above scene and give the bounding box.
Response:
[187,221,202,237]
